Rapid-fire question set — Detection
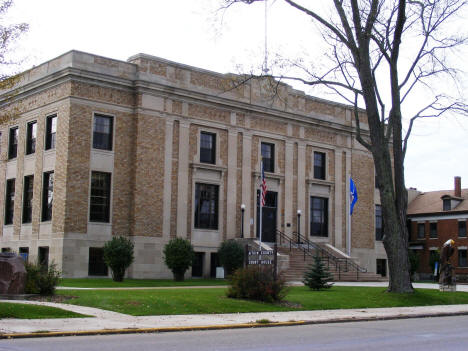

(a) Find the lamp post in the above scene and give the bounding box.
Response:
[297,210,302,244]
[240,204,246,238]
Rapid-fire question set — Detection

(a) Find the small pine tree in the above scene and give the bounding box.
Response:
[303,253,334,290]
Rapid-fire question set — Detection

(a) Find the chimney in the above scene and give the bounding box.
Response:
[455,176,461,197]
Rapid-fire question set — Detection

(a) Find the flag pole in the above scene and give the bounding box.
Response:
[259,161,263,254]
[348,202,351,257]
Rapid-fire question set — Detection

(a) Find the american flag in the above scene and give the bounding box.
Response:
[261,161,267,206]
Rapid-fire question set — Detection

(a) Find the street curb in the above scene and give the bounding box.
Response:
[3,311,468,339]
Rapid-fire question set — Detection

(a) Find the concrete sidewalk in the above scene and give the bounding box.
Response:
[2,282,468,338]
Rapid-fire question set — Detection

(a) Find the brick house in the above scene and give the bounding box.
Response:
[408,177,468,280]
[0,51,385,278]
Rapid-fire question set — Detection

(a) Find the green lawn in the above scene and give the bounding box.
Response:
[59,278,228,288]
[0,302,89,319]
[57,286,468,316]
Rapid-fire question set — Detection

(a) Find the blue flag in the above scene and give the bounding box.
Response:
[350,177,358,215]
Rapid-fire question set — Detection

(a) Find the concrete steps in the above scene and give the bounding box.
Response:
[278,247,385,282]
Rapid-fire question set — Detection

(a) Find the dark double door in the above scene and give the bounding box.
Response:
[256,190,278,242]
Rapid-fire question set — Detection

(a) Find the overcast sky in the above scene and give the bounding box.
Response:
[6,0,468,192]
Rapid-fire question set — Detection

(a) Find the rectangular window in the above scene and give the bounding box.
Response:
[4,178,15,225]
[458,249,467,267]
[19,247,29,262]
[8,127,18,159]
[45,115,57,150]
[92,114,113,151]
[310,196,328,237]
[89,171,112,222]
[42,171,54,221]
[194,183,219,230]
[22,175,34,223]
[200,132,216,164]
[417,223,425,239]
[26,121,37,155]
[459,221,467,238]
[313,152,326,180]
[261,142,275,173]
[88,247,109,276]
[38,246,49,268]
[376,259,387,277]
[375,205,383,241]
[443,199,451,211]
[430,222,438,238]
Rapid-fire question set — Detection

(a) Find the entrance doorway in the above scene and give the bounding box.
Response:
[256,190,278,242]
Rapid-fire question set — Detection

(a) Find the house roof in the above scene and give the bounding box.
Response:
[407,189,468,216]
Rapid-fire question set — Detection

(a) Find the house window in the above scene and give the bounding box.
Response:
[88,247,108,276]
[313,152,326,180]
[194,183,219,230]
[89,172,112,222]
[443,199,451,211]
[38,246,49,268]
[430,222,438,238]
[200,132,216,164]
[376,259,387,277]
[310,196,328,237]
[22,175,34,224]
[459,221,467,238]
[45,115,57,150]
[8,126,18,159]
[26,121,37,155]
[375,205,383,240]
[458,249,467,267]
[42,171,54,221]
[4,178,15,225]
[93,114,113,151]
[417,223,425,239]
[261,142,275,173]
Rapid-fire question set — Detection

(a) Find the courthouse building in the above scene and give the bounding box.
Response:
[0,51,386,278]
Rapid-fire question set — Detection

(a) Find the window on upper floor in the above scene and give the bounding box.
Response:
[310,196,328,237]
[42,171,54,221]
[313,152,326,180]
[45,115,57,150]
[200,131,216,164]
[22,175,34,224]
[194,183,219,230]
[4,178,15,225]
[89,171,112,223]
[458,249,467,267]
[429,222,438,238]
[93,114,113,151]
[8,127,18,159]
[375,205,383,241]
[26,121,37,155]
[459,221,467,238]
[261,142,275,173]
[417,223,425,239]
[443,199,451,211]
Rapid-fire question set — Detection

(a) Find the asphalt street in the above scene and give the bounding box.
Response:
[1,315,468,351]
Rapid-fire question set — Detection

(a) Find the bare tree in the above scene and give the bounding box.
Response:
[0,0,28,121]
[222,0,468,293]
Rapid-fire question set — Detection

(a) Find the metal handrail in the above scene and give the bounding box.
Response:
[276,230,367,276]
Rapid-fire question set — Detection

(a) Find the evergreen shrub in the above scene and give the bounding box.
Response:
[163,238,195,281]
[218,240,244,276]
[303,254,334,290]
[103,236,135,282]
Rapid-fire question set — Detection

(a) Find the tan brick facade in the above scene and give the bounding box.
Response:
[0,51,383,278]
